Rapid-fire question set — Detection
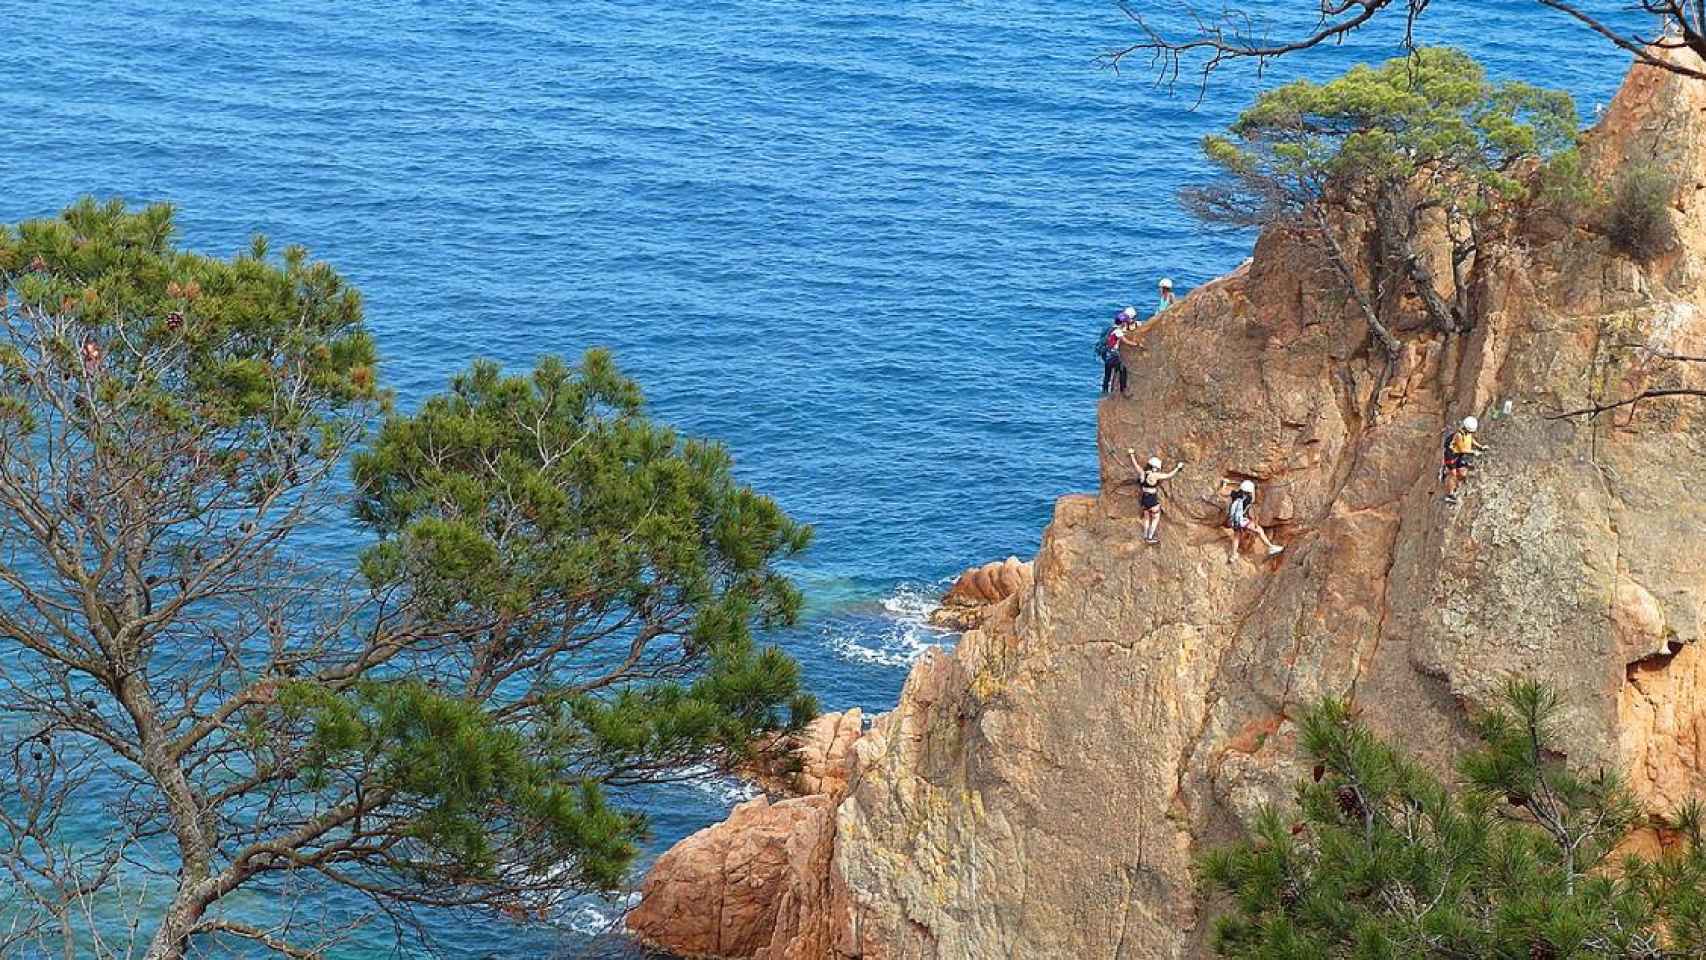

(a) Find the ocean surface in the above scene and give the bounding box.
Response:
[0,2,1646,956]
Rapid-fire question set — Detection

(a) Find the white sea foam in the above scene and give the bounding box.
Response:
[828,582,956,668]
[879,581,943,621]
[562,892,640,937]
[681,763,762,806]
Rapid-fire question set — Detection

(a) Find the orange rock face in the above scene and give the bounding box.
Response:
[631,48,1706,960]
[626,794,836,960]
[628,711,865,959]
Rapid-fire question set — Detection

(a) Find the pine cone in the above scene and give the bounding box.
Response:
[1311,763,1325,783]
[1335,785,1364,819]
[1530,940,1556,960]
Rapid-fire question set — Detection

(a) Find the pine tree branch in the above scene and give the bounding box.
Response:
[1105,0,1706,89]
[1613,341,1706,364]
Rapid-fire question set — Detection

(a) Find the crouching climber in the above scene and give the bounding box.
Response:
[1217,478,1283,564]
[1127,449,1185,545]
[1441,415,1486,504]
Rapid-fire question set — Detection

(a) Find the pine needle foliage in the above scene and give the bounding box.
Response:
[1191,47,1579,225]
[1200,679,1706,959]
[0,200,817,959]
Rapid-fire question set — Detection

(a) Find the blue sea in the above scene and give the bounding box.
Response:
[0,2,1645,956]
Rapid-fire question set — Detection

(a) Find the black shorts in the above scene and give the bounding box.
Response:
[1444,453,1475,471]
[1141,491,1161,511]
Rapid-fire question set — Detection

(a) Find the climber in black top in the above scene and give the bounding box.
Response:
[1127,449,1185,545]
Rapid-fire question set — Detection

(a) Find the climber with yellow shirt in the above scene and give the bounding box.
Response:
[1441,415,1487,504]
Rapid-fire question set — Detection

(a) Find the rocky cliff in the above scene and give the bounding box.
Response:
[631,50,1706,960]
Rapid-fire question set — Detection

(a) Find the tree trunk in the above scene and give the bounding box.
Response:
[111,670,215,960]
[143,893,207,960]
[1375,182,1461,335]
[1449,215,1479,332]
[1313,207,1402,359]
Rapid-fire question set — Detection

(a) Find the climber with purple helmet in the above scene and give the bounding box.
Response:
[1097,307,1139,397]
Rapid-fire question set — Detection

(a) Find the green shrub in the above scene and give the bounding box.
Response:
[1605,162,1676,261]
[1199,680,1706,959]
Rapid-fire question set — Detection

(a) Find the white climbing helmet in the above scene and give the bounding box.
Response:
[1122,306,1138,321]
[1462,415,1479,433]
[1239,479,1256,494]
[1158,277,1174,290]
[1148,456,1163,469]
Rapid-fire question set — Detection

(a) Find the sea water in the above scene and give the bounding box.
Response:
[0,2,1644,955]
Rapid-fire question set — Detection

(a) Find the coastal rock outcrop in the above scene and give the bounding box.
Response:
[632,48,1706,960]
[626,793,837,959]
[631,710,866,959]
[927,556,1033,631]
[745,709,866,798]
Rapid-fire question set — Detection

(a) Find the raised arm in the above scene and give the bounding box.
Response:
[1158,462,1186,481]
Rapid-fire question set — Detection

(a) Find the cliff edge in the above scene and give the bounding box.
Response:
[631,49,1706,960]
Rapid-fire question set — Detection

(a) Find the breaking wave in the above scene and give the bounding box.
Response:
[827,582,956,668]
[562,892,641,938]
[682,764,762,806]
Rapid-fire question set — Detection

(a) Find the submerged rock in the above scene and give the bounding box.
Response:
[632,48,1706,960]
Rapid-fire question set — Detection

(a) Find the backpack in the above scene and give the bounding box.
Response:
[1227,493,1250,527]
[1097,327,1120,362]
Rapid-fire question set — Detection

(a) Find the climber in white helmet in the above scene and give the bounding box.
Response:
[1441,415,1487,504]
[1216,477,1283,564]
[1156,277,1178,314]
[1127,449,1186,545]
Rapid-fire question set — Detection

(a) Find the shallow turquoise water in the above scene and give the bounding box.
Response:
[0,2,1645,955]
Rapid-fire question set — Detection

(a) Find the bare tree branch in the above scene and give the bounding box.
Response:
[1545,388,1706,419]
[1534,0,1706,80]
[1102,0,1706,93]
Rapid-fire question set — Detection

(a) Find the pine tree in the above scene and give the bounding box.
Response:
[1200,679,1706,959]
[0,199,816,959]
[1186,48,1581,353]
